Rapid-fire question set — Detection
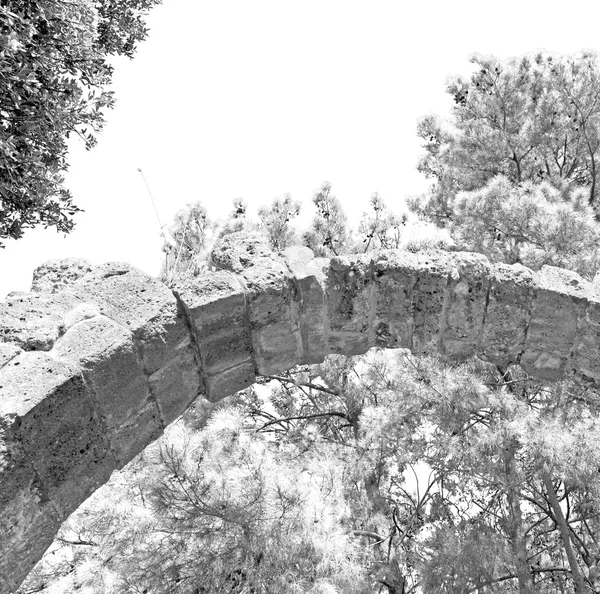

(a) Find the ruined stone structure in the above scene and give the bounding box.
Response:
[1,232,600,592]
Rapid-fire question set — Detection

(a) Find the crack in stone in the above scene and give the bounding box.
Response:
[131,334,166,430]
[476,277,492,355]
[565,295,590,380]
[285,273,306,365]
[436,270,453,357]
[516,281,536,366]
[229,274,259,377]
[0,346,22,371]
[171,287,209,392]
[366,257,377,348]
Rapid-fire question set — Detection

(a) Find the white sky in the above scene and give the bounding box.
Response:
[2,0,600,298]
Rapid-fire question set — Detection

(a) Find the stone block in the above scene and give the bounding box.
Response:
[0,409,33,511]
[53,316,163,467]
[0,291,81,351]
[325,254,374,355]
[0,481,62,594]
[569,271,600,383]
[282,246,327,364]
[0,402,58,591]
[571,299,600,383]
[70,263,172,334]
[147,336,202,424]
[372,250,419,349]
[241,257,300,374]
[440,252,491,360]
[0,352,114,517]
[210,231,273,273]
[521,266,589,382]
[30,258,93,293]
[479,263,535,367]
[70,263,204,423]
[175,271,255,401]
[410,252,453,355]
[135,304,203,424]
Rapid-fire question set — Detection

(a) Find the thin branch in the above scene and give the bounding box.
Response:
[258,411,350,431]
[262,374,340,396]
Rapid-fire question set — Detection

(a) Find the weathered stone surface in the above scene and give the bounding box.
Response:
[209,231,300,374]
[282,246,327,364]
[440,252,491,360]
[573,272,600,383]
[240,257,299,374]
[479,263,535,367]
[326,254,374,355]
[0,292,81,351]
[69,263,203,425]
[568,271,600,382]
[30,258,93,294]
[0,342,22,368]
[571,297,600,383]
[52,315,162,467]
[521,266,589,381]
[63,303,101,329]
[0,352,114,517]
[372,250,418,349]
[373,251,483,357]
[175,271,255,401]
[0,484,62,594]
[0,388,51,593]
[410,252,453,355]
[210,231,273,273]
[68,262,169,334]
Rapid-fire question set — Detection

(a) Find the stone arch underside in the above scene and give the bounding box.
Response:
[2,234,600,592]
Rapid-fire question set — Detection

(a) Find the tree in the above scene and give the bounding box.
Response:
[161,201,214,285]
[357,193,406,252]
[0,0,160,244]
[451,176,600,279]
[303,182,350,256]
[217,197,255,238]
[258,193,301,251]
[302,183,438,257]
[412,52,600,223]
[20,399,374,594]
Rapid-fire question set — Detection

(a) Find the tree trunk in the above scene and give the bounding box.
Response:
[504,443,536,594]
[541,469,590,594]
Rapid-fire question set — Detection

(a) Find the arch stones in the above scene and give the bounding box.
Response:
[1,233,599,592]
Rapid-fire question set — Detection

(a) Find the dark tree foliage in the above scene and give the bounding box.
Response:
[0,0,160,244]
[303,181,350,256]
[412,52,600,224]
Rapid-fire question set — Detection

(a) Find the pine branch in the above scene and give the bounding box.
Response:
[263,374,340,396]
[258,411,350,430]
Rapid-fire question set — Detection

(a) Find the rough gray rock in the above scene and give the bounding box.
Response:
[30,258,93,293]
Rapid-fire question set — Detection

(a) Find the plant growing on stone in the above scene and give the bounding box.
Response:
[258,193,302,252]
[303,182,351,256]
[161,200,215,285]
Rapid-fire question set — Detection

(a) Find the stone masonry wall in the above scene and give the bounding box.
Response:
[1,232,599,592]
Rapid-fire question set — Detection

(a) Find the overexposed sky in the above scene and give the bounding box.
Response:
[2,0,600,297]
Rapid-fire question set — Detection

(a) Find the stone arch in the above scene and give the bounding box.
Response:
[1,232,599,592]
